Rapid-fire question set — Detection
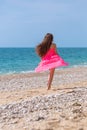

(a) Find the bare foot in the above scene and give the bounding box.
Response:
[47,86,51,90]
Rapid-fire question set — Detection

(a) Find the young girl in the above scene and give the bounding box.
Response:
[35,33,68,90]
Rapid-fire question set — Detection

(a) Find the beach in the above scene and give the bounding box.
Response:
[0,67,87,130]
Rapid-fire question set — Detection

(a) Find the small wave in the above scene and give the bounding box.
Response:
[20,70,35,74]
[70,64,87,68]
[0,70,35,75]
[0,71,17,75]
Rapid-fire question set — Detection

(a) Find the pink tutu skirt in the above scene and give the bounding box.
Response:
[35,48,68,72]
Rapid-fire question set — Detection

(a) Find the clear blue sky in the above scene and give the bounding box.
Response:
[0,0,87,47]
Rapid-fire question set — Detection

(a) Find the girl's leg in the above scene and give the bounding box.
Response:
[47,68,55,90]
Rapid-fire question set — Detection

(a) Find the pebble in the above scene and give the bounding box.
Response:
[0,67,87,129]
[0,87,87,127]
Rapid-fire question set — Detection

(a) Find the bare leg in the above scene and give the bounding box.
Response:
[47,68,55,90]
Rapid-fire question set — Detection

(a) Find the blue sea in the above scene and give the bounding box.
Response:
[0,47,87,74]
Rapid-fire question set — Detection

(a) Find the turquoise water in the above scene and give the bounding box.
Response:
[0,47,87,74]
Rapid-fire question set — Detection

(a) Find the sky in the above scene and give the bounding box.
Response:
[0,0,87,47]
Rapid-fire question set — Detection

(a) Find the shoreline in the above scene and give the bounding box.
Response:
[0,64,87,76]
[0,66,87,130]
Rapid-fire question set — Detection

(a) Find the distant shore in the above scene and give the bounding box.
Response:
[0,66,87,130]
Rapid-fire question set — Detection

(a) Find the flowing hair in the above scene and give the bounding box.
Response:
[36,33,53,57]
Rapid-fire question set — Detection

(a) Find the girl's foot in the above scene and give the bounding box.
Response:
[47,84,51,90]
[47,87,51,90]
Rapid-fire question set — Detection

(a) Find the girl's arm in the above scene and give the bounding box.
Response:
[51,43,59,54]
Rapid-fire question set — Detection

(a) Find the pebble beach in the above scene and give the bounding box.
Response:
[0,67,87,130]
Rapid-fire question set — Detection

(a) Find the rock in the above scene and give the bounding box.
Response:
[78,128,84,130]
[36,116,45,121]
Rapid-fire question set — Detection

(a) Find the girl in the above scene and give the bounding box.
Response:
[35,33,68,90]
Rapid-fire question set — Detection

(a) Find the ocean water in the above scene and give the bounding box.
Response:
[0,47,87,74]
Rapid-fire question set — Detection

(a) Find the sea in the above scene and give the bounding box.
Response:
[0,47,87,75]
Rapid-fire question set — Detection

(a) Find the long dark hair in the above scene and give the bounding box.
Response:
[36,33,53,57]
